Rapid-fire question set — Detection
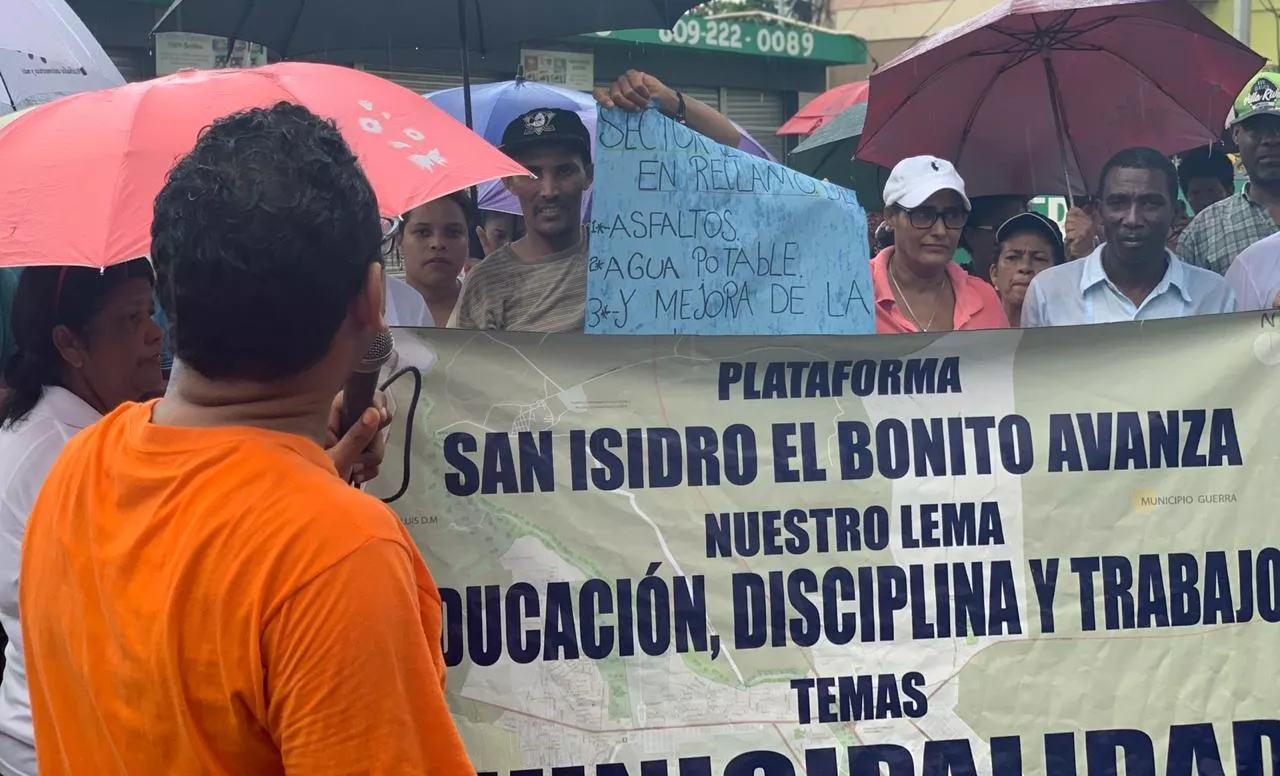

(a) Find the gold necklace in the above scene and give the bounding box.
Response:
[888,258,946,332]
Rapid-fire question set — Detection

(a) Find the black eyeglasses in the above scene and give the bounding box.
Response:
[903,206,968,230]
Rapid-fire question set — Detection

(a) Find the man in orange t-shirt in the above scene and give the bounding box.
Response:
[19,103,472,774]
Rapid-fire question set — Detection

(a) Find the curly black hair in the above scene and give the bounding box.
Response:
[1177,146,1234,197]
[151,102,383,382]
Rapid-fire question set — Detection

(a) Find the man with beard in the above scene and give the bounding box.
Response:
[1022,147,1235,326]
[449,70,741,332]
[1177,73,1280,274]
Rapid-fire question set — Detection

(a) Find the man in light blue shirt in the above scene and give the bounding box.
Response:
[1023,147,1236,327]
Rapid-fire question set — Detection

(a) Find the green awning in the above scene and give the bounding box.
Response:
[579,13,866,66]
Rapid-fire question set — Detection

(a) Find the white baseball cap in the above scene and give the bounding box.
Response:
[882,155,971,211]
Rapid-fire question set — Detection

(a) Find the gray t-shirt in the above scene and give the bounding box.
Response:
[449,231,587,333]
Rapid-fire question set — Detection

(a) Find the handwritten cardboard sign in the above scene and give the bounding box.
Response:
[586,106,872,335]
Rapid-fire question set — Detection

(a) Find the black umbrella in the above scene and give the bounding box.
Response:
[153,0,702,127]
[788,102,889,211]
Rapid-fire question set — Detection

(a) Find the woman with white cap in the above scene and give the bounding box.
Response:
[872,156,1008,333]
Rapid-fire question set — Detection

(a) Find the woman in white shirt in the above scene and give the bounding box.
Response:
[390,192,473,328]
[0,260,164,775]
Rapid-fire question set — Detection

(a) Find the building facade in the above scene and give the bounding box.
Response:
[827,0,1003,83]
[1195,0,1279,63]
[826,0,1273,89]
[68,0,866,160]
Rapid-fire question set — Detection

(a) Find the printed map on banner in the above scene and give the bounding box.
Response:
[586,106,872,335]
[372,314,1280,776]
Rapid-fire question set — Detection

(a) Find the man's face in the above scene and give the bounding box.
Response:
[506,144,593,241]
[1184,176,1230,214]
[482,213,518,249]
[1234,115,1280,186]
[1099,166,1174,265]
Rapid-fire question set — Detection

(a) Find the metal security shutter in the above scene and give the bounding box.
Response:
[724,88,785,160]
[672,85,721,112]
[106,48,151,82]
[593,82,721,111]
[359,66,495,95]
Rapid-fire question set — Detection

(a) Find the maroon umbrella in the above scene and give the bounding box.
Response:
[857,0,1263,199]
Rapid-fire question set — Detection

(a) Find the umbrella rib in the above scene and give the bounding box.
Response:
[0,69,14,112]
[1092,45,1227,136]
[862,51,991,152]
[223,1,257,64]
[881,15,1091,107]
[472,0,488,56]
[953,66,1012,172]
[969,42,1103,57]
[979,15,1112,56]
[1043,54,1086,199]
[283,0,308,58]
[874,39,1042,144]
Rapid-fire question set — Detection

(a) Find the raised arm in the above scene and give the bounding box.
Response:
[595,70,742,149]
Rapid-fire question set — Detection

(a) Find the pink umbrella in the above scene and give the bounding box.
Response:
[777,80,869,136]
[0,63,527,268]
[857,0,1264,199]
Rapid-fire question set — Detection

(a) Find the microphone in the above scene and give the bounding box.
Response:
[339,330,395,438]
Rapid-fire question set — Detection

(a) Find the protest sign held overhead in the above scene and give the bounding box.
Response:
[587,106,872,335]
[372,311,1280,776]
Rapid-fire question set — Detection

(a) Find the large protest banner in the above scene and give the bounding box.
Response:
[586,106,871,336]
[372,311,1280,776]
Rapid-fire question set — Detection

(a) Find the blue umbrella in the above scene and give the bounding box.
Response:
[429,80,595,218]
[428,78,776,217]
[429,79,596,148]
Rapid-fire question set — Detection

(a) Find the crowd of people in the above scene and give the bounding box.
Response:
[0,61,1275,774]
[361,74,1280,341]
[859,72,1280,332]
[0,67,746,775]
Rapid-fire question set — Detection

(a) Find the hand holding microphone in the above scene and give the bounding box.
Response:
[327,331,395,485]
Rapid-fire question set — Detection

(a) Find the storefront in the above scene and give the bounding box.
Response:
[575,14,866,160]
[350,13,866,159]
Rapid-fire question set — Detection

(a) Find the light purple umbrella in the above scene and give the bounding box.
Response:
[1,0,124,113]
[427,78,775,218]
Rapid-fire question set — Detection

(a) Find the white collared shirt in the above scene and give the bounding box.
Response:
[1021,245,1236,327]
[384,275,434,328]
[0,387,100,776]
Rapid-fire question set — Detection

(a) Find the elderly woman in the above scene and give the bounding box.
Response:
[0,260,164,776]
[987,212,1066,326]
[872,156,1008,333]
